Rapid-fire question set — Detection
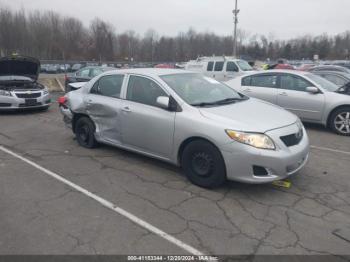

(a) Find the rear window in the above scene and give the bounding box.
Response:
[214,62,224,71]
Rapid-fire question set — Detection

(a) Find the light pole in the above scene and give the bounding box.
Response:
[232,0,240,58]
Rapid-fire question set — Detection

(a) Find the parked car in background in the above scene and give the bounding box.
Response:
[59,69,309,188]
[308,65,350,74]
[40,64,49,73]
[313,71,350,95]
[71,63,84,72]
[64,66,115,92]
[227,70,350,135]
[46,64,61,74]
[0,55,51,111]
[185,56,254,82]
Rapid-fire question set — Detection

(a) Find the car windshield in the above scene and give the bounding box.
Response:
[160,73,246,106]
[237,60,253,71]
[307,74,340,92]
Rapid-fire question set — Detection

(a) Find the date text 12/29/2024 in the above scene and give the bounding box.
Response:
[127,256,219,261]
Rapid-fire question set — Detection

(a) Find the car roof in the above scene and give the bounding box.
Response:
[238,69,310,78]
[313,70,350,79]
[106,68,193,77]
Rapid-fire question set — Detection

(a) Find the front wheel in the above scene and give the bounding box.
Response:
[75,117,98,148]
[181,140,226,188]
[330,107,350,136]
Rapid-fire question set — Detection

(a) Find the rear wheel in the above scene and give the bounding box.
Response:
[75,117,98,148]
[330,107,350,136]
[181,140,226,188]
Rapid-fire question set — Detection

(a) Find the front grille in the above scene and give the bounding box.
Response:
[19,102,42,107]
[280,129,303,147]
[15,92,41,98]
[0,103,11,107]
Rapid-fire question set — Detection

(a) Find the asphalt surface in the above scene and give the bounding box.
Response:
[0,92,350,257]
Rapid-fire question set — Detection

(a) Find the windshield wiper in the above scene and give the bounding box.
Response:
[191,97,246,107]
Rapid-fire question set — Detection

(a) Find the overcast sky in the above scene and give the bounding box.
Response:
[1,0,349,39]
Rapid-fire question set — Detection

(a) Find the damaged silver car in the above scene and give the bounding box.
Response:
[59,69,309,188]
[0,55,51,111]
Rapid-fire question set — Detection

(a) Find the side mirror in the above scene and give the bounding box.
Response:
[156,96,170,109]
[306,86,319,94]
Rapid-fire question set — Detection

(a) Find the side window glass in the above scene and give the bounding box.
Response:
[324,75,346,86]
[280,75,311,92]
[251,75,277,88]
[242,76,251,86]
[90,68,103,77]
[77,68,90,77]
[207,61,214,71]
[91,75,124,98]
[127,76,167,107]
[214,61,224,71]
[226,62,239,72]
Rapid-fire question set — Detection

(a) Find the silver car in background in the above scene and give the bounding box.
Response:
[59,69,309,188]
[0,56,51,111]
[227,70,350,136]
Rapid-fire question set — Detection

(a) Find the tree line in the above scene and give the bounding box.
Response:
[0,6,349,62]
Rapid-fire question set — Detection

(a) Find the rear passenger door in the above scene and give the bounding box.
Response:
[240,74,279,104]
[85,74,125,144]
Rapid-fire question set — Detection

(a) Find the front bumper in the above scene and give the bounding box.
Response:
[0,91,51,110]
[220,123,310,184]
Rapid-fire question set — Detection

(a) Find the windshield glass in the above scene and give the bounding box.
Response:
[307,74,339,92]
[160,73,245,106]
[237,60,253,71]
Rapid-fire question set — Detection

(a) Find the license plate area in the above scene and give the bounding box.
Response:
[25,99,37,106]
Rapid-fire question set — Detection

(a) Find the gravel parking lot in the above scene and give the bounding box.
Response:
[0,92,350,258]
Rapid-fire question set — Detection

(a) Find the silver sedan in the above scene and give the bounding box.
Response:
[227,70,350,136]
[59,69,309,188]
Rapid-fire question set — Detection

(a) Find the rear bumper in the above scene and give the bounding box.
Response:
[220,123,310,184]
[60,106,73,129]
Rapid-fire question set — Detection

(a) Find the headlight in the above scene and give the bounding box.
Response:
[43,88,49,95]
[226,130,276,150]
[0,90,12,97]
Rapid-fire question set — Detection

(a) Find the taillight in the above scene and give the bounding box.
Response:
[58,96,68,108]
[64,74,68,81]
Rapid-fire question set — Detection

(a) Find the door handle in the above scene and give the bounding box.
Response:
[122,106,131,113]
[279,92,288,96]
[244,88,252,92]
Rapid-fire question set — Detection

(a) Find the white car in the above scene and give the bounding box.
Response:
[185,56,255,82]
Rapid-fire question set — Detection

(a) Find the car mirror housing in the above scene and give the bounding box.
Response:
[156,96,170,109]
[306,86,320,94]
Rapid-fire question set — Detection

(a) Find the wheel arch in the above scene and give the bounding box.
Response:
[326,105,350,128]
[72,113,94,133]
[177,136,223,166]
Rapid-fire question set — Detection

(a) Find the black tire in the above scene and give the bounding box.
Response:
[75,117,98,148]
[329,107,350,136]
[181,140,226,188]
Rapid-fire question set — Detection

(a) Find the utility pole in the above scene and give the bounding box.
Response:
[232,0,240,58]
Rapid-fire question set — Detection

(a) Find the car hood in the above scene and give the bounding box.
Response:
[198,98,298,133]
[0,56,40,80]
